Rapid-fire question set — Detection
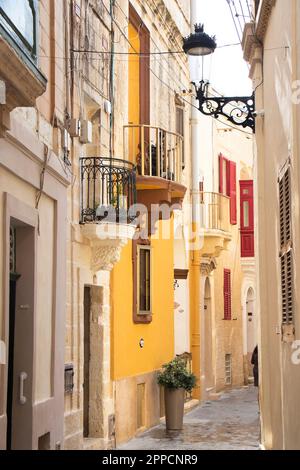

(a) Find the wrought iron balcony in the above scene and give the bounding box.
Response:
[80,157,137,224]
[200,192,231,233]
[123,124,184,183]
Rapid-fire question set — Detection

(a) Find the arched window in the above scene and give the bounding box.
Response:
[0,0,37,59]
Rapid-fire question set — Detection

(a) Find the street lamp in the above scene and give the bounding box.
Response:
[183,24,255,132]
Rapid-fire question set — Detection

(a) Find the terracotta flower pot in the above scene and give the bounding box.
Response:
[164,388,185,431]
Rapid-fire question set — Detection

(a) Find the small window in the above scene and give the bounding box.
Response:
[64,364,74,394]
[243,201,250,228]
[138,246,151,314]
[224,269,232,320]
[225,354,232,385]
[0,0,37,60]
[176,106,185,169]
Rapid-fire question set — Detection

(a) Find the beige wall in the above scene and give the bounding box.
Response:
[200,120,255,396]
[243,0,300,449]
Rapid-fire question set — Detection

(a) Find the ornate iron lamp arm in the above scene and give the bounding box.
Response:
[193,81,255,133]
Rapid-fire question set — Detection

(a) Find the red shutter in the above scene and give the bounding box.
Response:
[228,161,237,225]
[224,269,232,320]
[240,180,254,257]
[219,154,224,194]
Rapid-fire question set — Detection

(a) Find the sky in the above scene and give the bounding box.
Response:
[191,0,252,96]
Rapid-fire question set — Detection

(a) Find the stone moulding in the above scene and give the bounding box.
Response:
[242,0,276,64]
[81,222,136,272]
[256,0,276,42]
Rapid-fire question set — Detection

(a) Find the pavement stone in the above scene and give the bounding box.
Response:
[118,386,260,450]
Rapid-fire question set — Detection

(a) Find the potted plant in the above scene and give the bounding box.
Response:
[157,357,197,431]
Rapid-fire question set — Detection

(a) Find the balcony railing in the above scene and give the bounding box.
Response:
[200,192,230,233]
[123,124,184,184]
[80,157,136,224]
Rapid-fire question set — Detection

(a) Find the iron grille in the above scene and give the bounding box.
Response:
[225,354,232,385]
[64,364,74,394]
[80,157,137,224]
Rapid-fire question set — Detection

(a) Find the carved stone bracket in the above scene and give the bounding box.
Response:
[200,257,217,276]
[81,222,136,272]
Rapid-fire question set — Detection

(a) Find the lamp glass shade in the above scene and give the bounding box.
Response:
[183,24,217,57]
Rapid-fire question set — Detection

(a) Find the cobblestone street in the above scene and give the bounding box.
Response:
[118,387,260,451]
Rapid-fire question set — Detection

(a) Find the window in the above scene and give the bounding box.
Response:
[279,168,294,328]
[138,246,151,314]
[133,239,152,323]
[219,154,237,225]
[224,269,231,320]
[0,0,37,60]
[225,354,232,385]
[240,181,254,257]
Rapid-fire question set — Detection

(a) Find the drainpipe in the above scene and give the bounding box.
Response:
[189,0,202,400]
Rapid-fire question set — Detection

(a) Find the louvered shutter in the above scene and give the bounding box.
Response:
[279,168,294,325]
[224,269,232,320]
[228,161,237,225]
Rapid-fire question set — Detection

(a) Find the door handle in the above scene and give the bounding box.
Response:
[19,372,28,405]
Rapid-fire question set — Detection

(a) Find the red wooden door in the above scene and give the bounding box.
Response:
[240,180,254,257]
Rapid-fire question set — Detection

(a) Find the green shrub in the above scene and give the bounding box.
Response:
[157,357,197,392]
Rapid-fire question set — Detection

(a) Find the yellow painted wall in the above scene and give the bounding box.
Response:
[111,219,174,380]
[189,223,201,399]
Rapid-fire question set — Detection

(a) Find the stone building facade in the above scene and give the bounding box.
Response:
[198,115,256,399]
[0,0,70,449]
[63,0,193,449]
[242,0,300,450]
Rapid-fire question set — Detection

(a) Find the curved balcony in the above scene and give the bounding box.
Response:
[123,124,187,208]
[80,157,136,224]
[80,157,137,272]
[200,192,232,258]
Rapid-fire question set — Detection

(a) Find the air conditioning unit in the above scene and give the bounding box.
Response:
[80,120,93,144]
[68,118,81,137]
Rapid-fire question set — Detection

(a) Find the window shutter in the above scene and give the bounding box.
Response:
[228,161,237,225]
[224,269,232,320]
[219,154,223,194]
[279,168,294,327]
[240,180,254,257]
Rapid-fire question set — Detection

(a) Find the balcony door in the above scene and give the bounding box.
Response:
[128,4,150,170]
[240,180,254,257]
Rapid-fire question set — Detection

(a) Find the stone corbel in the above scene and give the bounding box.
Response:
[200,257,217,276]
[81,222,136,272]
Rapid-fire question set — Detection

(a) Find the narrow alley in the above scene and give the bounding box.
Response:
[118,387,260,451]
